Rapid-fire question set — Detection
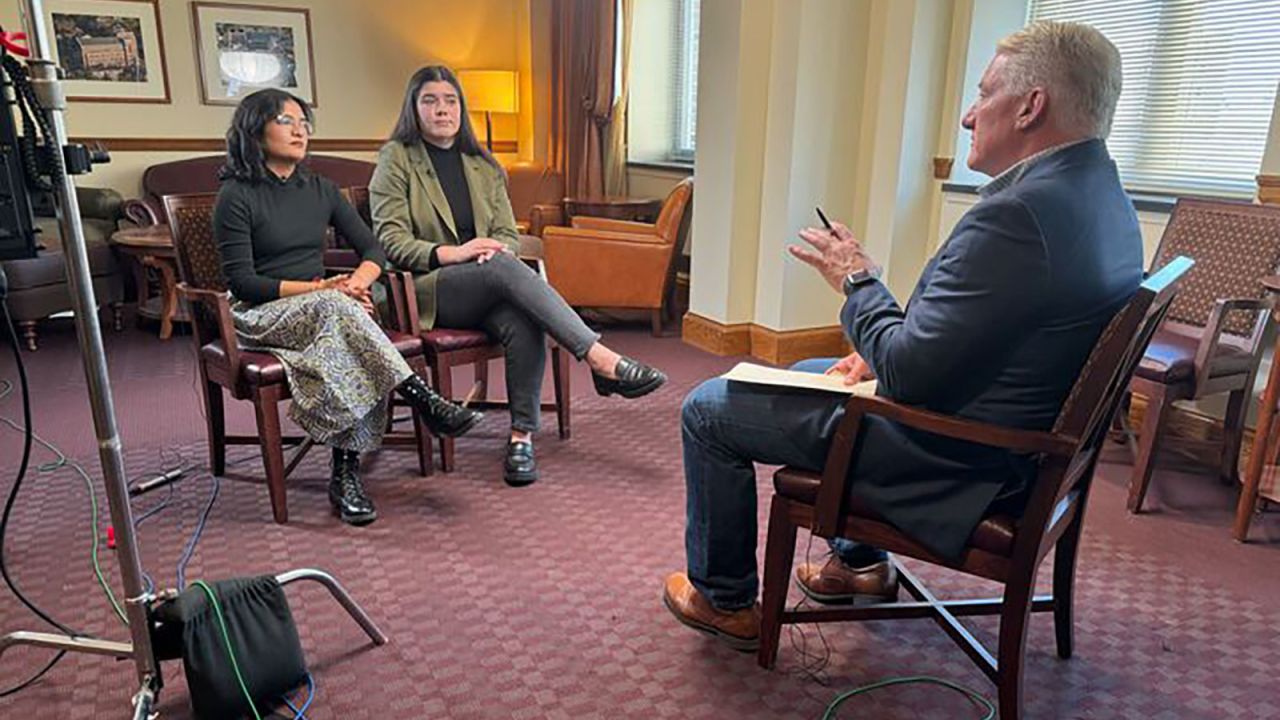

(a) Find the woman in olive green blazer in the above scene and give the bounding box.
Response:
[369,65,666,488]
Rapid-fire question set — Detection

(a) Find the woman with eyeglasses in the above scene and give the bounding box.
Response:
[370,65,666,488]
[213,88,482,526]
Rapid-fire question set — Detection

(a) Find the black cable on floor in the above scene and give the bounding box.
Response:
[0,650,65,699]
[0,300,83,636]
[0,299,81,696]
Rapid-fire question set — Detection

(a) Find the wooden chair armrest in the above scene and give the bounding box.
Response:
[527,204,565,237]
[542,225,667,245]
[569,216,657,234]
[121,198,160,227]
[176,283,241,370]
[1193,296,1275,386]
[812,393,1076,537]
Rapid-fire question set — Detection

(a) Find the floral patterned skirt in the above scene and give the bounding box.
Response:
[231,290,413,453]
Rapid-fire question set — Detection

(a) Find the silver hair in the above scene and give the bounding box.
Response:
[997,20,1123,137]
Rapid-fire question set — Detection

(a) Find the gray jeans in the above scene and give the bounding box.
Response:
[434,252,600,432]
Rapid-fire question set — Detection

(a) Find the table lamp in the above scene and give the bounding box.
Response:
[457,70,519,152]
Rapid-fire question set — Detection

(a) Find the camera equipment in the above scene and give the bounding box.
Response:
[0,30,109,263]
[0,3,388,714]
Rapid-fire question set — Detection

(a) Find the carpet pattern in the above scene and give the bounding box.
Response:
[1,320,1279,718]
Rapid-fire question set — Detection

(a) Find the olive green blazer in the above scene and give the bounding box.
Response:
[369,139,519,329]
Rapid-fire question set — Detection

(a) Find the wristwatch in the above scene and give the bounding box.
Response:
[842,266,882,295]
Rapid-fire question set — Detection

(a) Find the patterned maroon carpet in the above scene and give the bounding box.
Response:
[2,317,1279,719]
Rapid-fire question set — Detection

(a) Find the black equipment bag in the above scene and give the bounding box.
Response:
[152,575,307,719]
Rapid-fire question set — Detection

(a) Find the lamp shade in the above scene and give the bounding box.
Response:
[457,70,519,114]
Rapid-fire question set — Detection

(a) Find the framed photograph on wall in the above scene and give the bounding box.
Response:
[39,0,170,103]
[191,2,317,107]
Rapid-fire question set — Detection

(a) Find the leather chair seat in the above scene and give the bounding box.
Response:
[421,328,494,352]
[200,330,423,387]
[773,468,1018,557]
[2,243,119,290]
[201,342,287,386]
[1135,328,1253,384]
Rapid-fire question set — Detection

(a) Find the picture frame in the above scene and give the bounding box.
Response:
[39,0,171,103]
[191,2,317,107]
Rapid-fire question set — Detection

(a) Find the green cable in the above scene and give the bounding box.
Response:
[85,463,127,626]
[822,676,995,720]
[0,398,128,627]
[193,580,263,720]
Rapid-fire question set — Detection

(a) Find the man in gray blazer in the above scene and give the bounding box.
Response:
[664,21,1145,651]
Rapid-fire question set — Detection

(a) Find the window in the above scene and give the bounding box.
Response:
[627,0,700,165]
[1028,0,1280,198]
[671,0,700,161]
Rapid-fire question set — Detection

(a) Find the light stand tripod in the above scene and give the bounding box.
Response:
[0,2,387,716]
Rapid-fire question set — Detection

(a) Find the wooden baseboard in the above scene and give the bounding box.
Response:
[748,325,849,367]
[682,312,751,356]
[681,312,848,366]
[1260,173,1280,205]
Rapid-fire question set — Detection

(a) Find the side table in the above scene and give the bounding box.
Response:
[563,196,664,224]
[1234,274,1280,541]
[110,224,189,340]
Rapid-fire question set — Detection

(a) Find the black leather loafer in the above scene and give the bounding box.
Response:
[504,441,539,487]
[592,356,667,399]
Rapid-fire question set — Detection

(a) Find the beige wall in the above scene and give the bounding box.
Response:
[1,0,534,197]
[686,0,953,330]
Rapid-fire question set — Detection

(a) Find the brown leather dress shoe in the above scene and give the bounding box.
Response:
[795,556,899,605]
[662,572,760,652]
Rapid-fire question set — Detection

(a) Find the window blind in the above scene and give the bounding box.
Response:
[1029,0,1280,197]
[671,0,700,160]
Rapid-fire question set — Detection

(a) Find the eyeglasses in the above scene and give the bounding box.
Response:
[273,113,315,135]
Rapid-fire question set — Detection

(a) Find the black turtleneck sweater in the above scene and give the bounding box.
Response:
[213,170,385,304]
[424,142,476,243]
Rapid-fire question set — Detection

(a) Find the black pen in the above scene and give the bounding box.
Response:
[815,207,835,234]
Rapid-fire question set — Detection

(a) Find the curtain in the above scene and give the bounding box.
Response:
[549,0,622,199]
[603,0,632,197]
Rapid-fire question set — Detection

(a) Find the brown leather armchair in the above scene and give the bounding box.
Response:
[506,163,565,237]
[541,178,693,335]
[1,186,125,350]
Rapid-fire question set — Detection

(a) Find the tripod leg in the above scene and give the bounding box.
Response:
[0,630,133,660]
[276,568,388,645]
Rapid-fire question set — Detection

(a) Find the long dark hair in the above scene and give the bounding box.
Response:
[389,65,499,169]
[219,88,314,183]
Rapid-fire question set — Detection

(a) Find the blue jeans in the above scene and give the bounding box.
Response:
[682,358,888,610]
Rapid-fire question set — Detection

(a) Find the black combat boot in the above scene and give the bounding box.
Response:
[329,448,376,526]
[396,375,483,437]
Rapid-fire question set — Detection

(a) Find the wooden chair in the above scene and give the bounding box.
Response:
[343,186,572,471]
[541,179,693,336]
[1124,199,1280,513]
[385,264,571,472]
[757,257,1193,720]
[165,192,432,524]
